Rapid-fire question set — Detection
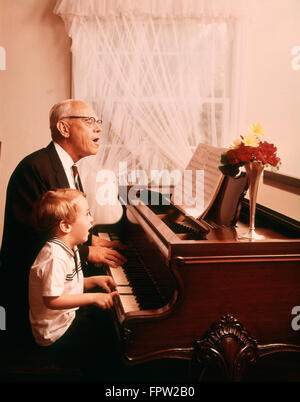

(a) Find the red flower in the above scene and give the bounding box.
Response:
[219,125,281,176]
[235,145,253,163]
[255,141,280,166]
[226,149,240,165]
[225,141,280,167]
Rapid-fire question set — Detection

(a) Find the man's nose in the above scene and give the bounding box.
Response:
[94,122,102,132]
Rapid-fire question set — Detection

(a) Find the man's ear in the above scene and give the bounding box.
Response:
[56,120,70,138]
[58,220,72,234]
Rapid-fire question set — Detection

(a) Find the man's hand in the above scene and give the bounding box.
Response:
[87,245,127,267]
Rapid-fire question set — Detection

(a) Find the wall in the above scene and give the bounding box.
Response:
[243,0,300,220]
[0,0,71,242]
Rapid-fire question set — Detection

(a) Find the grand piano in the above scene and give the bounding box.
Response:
[93,160,300,381]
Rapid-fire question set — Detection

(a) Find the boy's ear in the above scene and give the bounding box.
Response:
[58,220,71,234]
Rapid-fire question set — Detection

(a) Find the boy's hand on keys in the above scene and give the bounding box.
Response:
[92,291,118,309]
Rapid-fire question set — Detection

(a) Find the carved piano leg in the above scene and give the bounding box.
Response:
[192,314,258,382]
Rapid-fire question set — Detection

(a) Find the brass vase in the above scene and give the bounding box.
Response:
[240,161,265,240]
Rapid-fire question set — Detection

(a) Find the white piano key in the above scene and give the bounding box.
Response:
[98,231,140,313]
[116,285,133,294]
[97,232,111,241]
[110,266,129,286]
[119,294,140,313]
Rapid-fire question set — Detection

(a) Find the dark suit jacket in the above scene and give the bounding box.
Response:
[0,142,88,325]
[1,142,71,270]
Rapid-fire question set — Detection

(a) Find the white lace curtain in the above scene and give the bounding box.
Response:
[54,0,247,223]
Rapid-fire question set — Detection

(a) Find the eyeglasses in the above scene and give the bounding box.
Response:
[62,116,103,127]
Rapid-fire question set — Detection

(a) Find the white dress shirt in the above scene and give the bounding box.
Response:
[53,142,77,189]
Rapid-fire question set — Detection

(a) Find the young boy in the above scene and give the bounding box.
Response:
[28,188,118,349]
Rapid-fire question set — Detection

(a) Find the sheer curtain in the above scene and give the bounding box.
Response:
[54,0,248,223]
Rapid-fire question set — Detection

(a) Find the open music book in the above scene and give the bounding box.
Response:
[171,143,225,219]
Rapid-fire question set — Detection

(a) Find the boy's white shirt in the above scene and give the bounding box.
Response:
[29,239,84,346]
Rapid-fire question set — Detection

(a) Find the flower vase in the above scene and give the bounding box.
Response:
[239,161,265,240]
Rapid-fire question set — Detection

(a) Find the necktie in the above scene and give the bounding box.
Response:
[72,165,83,192]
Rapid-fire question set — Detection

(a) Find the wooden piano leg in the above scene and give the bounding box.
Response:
[191,314,258,382]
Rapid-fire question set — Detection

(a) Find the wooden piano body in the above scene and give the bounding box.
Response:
[94,180,300,381]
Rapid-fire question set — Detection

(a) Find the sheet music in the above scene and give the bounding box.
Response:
[172,143,225,218]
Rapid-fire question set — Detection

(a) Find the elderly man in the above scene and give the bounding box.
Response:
[0,99,126,342]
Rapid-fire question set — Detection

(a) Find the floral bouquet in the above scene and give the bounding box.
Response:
[219,124,281,239]
[219,124,281,177]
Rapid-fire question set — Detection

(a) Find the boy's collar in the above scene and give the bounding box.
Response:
[48,236,78,257]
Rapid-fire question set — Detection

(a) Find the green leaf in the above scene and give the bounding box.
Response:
[220,153,229,165]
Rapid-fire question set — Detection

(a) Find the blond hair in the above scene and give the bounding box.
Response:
[34,188,86,236]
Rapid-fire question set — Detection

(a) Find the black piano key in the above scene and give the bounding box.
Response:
[108,232,165,310]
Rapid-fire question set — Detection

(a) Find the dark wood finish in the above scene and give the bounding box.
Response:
[240,199,300,238]
[263,170,300,195]
[94,192,300,381]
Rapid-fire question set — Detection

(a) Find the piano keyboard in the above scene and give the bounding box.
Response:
[161,216,202,235]
[98,232,164,314]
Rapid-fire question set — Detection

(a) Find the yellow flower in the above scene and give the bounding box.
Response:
[229,138,242,149]
[241,131,260,147]
[248,123,265,137]
[228,123,265,150]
